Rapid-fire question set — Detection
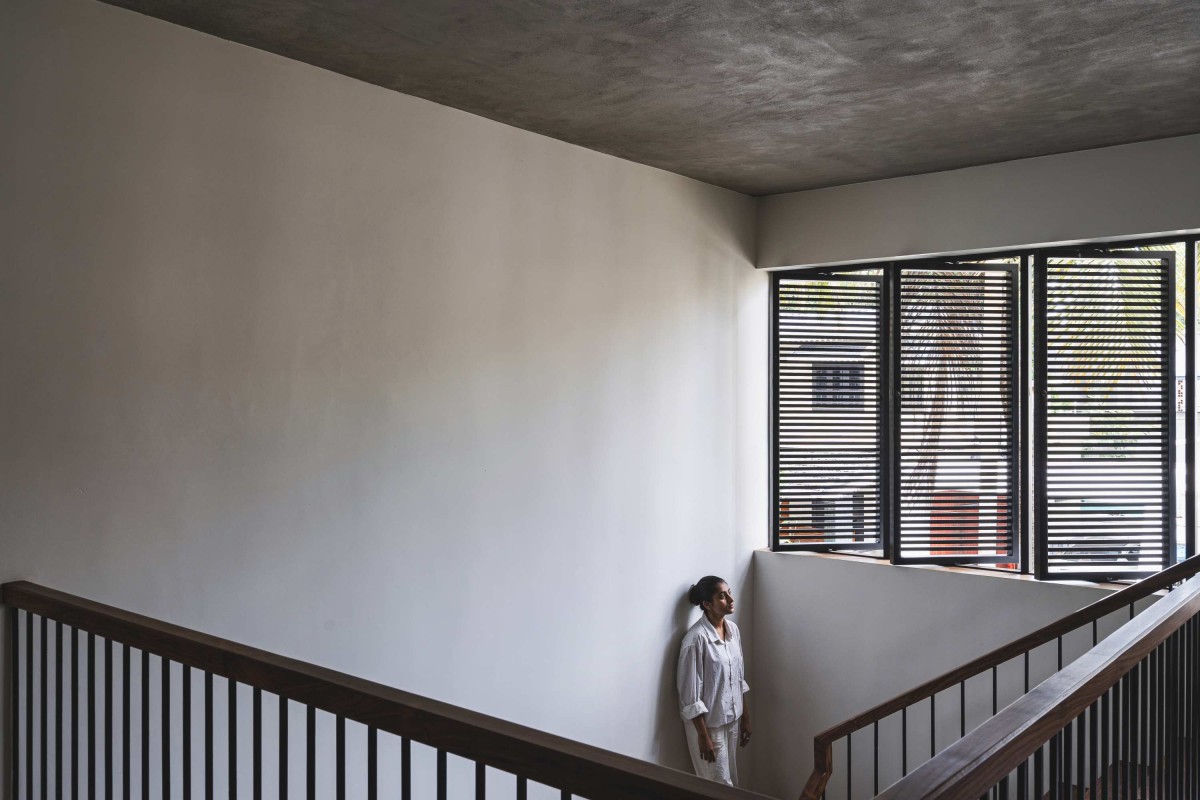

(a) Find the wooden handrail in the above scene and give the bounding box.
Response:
[874,572,1200,800]
[2,581,772,800]
[800,554,1200,800]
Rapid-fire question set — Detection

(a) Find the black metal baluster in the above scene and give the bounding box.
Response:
[141,651,149,800]
[71,628,78,800]
[306,706,315,800]
[1092,620,1098,647]
[1150,648,1158,799]
[1141,659,1149,799]
[1191,617,1198,800]
[436,750,447,800]
[902,706,908,776]
[336,716,345,800]
[163,658,171,800]
[873,720,879,795]
[278,697,287,800]
[846,732,852,800]
[1161,641,1169,800]
[10,608,18,800]
[930,694,936,757]
[27,612,34,800]
[123,646,130,800]
[183,666,191,800]
[1057,636,1063,671]
[1017,760,1027,800]
[474,761,484,800]
[204,672,213,800]
[41,616,48,800]
[992,666,998,716]
[253,689,262,800]
[87,633,95,800]
[229,680,238,800]
[1177,629,1185,800]
[1118,671,1128,800]
[1034,743,1044,800]
[960,681,966,738]
[1050,732,1061,800]
[516,776,526,800]
[400,737,411,800]
[367,727,377,800]
[1089,701,1098,800]
[1024,651,1030,694]
[1070,714,1080,800]
[1063,718,1073,800]
[104,638,111,800]
[1192,615,1199,800]
[1161,638,1171,800]
[55,622,62,800]
[1183,623,1190,800]
[1147,648,1154,800]
[1160,643,1166,800]
[1100,690,1109,800]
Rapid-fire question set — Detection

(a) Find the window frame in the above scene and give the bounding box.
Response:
[769,234,1200,581]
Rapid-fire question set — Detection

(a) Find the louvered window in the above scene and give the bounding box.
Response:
[895,265,1018,564]
[1035,251,1176,579]
[772,237,1197,577]
[773,274,883,551]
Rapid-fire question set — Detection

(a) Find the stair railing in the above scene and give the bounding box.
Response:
[3,581,774,800]
[875,570,1200,799]
[801,554,1200,800]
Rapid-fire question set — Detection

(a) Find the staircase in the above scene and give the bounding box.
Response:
[7,557,1200,800]
[2,582,773,800]
[804,554,1200,800]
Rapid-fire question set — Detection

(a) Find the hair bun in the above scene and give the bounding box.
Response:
[688,575,726,608]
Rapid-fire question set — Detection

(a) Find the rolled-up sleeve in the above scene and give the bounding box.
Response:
[741,678,750,694]
[676,641,708,720]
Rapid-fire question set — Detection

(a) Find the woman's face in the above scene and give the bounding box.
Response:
[705,582,734,617]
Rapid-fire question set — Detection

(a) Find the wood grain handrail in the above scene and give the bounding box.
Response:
[2,581,772,800]
[874,572,1200,800]
[800,554,1200,800]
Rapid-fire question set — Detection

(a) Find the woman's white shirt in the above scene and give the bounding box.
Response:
[677,616,749,727]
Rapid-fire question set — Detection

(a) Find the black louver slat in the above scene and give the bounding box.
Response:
[1037,254,1175,579]
[896,267,1017,563]
[775,276,883,549]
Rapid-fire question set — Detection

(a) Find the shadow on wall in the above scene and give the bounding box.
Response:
[649,591,695,771]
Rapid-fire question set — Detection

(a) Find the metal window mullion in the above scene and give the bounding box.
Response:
[1020,253,1033,573]
[882,262,896,561]
[887,262,901,563]
[1034,251,1049,579]
[1007,259,1021,565]
[770,272,781,551]
[1188,237,1197,560]
[1163,251,1177,566]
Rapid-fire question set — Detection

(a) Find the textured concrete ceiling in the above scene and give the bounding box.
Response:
[100,0,1200,196]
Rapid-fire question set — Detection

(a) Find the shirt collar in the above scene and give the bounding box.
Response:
[699,615,725,643]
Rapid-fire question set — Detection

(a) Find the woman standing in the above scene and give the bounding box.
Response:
[677,575,751,786]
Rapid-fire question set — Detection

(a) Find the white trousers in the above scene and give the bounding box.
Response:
[683,719,739,786]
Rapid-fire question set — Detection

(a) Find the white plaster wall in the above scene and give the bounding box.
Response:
[0,0,761,794]
[757,135,1200,268]
[747,552,1166,799]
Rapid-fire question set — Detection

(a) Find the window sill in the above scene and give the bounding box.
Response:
[757,547,1143,594]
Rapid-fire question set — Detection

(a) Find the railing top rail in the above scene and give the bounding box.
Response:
[874,571,1200,800]
[1,581,771,800]
[816,554,1200,745]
